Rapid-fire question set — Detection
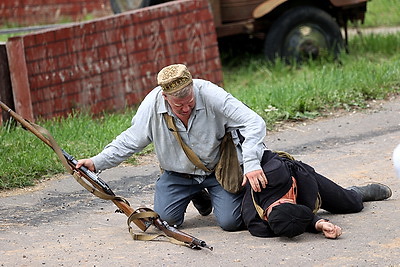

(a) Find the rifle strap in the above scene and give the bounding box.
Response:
[127,208,187,246]
[163,113,212,172]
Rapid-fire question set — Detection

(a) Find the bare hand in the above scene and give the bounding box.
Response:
[76,158,96,172]
[316,220,342,239]
[242,169,268,192]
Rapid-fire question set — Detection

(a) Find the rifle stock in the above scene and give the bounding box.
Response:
[0,101,212,250]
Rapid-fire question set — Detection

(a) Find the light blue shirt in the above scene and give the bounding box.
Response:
[91,79,266,175]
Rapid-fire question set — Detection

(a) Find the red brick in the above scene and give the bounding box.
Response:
[64,92,81,109]
[33,57,58,74]
[52,97,65,113]
[74,22,97,36]
[97,44,120,60]
[30,73,51,89]
[125,92,142,107]
[45,41,67,58]
[33,31,56,45]
[56,53,76,70]
[103,27,124,44]
[80,31,108,51]
[26,60,42,76]
[24,46,47,62]
[108,55,129,71]
[74,48,99,67]
[20,34,37,48]
[58,3,84,16]
[54,26,75,41]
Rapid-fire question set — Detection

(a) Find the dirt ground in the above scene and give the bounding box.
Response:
[1,93,400,266]
[0,93,400,266]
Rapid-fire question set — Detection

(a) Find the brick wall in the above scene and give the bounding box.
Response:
[5,0,223,121]
[0,0,112,26]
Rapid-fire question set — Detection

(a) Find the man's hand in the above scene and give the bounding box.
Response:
[76,158,96,172]
[242,169,267,192]
[316,220,342,239]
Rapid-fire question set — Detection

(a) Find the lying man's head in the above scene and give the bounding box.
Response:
[268,203,314,238]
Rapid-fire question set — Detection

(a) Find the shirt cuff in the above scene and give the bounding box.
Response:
[91,155,106,172]
[243,159,262,175]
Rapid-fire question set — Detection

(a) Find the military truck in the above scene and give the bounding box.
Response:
[110,0,368,62]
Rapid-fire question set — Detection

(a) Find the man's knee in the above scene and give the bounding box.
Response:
[217,215,243,231]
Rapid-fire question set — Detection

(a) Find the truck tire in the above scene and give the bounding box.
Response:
[264,6,344,63]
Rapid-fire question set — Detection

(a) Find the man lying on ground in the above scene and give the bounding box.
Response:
[242,150,392,239]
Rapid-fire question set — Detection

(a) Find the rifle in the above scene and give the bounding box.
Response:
[0,101,212,250]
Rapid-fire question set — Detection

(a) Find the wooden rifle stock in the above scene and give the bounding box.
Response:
[151,215,211,249]
[0,101,212,250]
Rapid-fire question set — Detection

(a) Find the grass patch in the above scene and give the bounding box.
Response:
[363,0,400,27]
[0,110,153,189]
[222,33,400,127]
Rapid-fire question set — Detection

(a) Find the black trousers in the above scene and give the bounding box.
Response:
[299,162,364,214]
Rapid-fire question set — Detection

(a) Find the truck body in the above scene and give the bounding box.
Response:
[111,0,368,61]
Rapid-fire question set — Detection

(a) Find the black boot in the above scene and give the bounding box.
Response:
[192,189,212,216]
[348,183,392,202]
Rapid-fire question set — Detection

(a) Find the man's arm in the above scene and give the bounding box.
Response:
[86,90,160,171]
[223,96,266,192]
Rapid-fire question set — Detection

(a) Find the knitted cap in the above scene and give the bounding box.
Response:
[157,64,192,94]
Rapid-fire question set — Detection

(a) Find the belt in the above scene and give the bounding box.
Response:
[166,170,214,180]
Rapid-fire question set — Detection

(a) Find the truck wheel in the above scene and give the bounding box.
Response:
[264,6,344,63]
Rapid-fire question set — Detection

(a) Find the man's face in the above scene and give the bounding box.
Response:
[163,87,195,118]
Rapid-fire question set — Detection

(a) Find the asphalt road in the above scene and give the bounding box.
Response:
[1,94,400,266]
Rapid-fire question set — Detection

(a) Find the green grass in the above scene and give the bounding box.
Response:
[363,0,400,27]
[0,110,153,189]
[222,32,400,126]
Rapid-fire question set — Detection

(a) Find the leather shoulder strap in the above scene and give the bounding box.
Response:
[163,113,211,172]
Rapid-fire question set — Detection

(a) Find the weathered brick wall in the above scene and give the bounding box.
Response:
[5,0,223,121]
[0,0,112,26]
